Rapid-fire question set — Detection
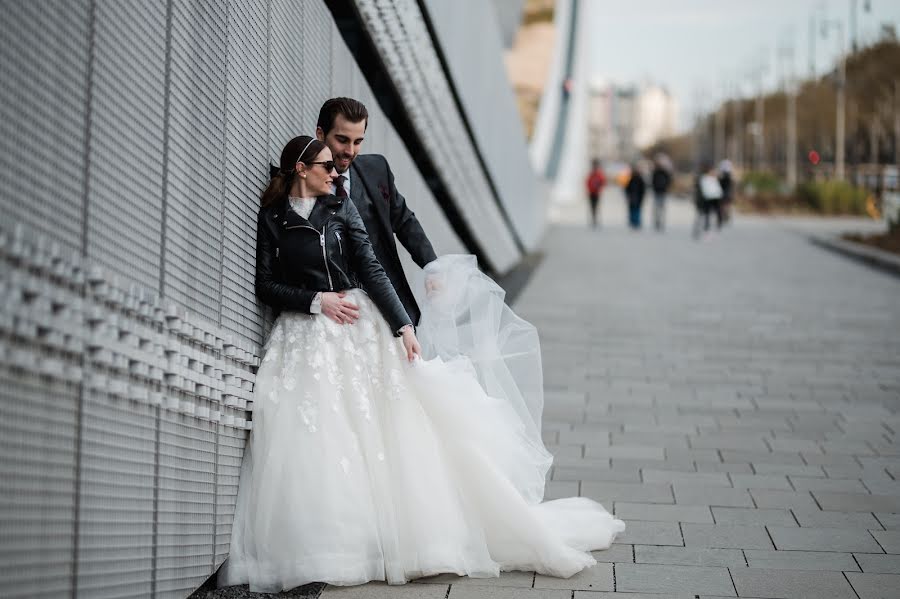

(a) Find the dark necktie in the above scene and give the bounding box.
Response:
[334,175,348,198]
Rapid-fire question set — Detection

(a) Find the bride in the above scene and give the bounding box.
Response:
[218,135,624,592]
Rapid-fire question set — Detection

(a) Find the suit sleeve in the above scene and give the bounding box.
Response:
[383,157,438,268]
[344,201,414,335]
[254,210,318,313]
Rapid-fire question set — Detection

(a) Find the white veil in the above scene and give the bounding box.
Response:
[411,255,552,502]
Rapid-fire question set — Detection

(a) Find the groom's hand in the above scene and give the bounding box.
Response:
[425,274,442,297]
[321,291,360,325]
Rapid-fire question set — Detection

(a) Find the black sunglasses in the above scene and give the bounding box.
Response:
[307,160,336,172]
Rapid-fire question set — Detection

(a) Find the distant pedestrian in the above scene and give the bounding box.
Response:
[693,162,723,239]
[585,158,606,229]
[624,164,646,229]
[718,159,734,225]
[650,154,673,231]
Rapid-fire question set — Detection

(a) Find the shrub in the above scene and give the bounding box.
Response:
[796,181,868,215]
[741,171,783,194]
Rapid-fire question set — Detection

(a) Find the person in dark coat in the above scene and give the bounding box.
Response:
[650,155,673,231]
[315,97,437,327]
[624,164,646,229]
[718,159,734,225]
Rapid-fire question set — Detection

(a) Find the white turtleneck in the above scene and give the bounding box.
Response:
[288,196,317,220]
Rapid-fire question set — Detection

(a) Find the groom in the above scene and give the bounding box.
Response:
[315,97,437,327]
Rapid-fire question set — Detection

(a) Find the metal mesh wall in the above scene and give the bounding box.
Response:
[0,370,78,597]
[0,0,527,595]
[423,0,544,250]
[0,0,91,253]
[355,0,522,271]
[162,0,228,323]
[221,0,269,347]
[86,0,167,292]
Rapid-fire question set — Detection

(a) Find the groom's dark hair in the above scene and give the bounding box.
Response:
[317,97,369,135]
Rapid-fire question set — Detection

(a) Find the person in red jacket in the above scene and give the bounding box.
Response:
[585,158,607,229]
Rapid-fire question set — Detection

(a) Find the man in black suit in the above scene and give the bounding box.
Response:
[315,97,437,326]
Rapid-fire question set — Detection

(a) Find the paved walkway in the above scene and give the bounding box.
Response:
[321,196,900,598]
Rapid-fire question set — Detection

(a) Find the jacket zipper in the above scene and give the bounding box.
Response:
[284,224,334,291]
[319,227,333,290]
[334,231,342,255]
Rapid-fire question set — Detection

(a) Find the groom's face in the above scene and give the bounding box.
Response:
[317,114,366,174]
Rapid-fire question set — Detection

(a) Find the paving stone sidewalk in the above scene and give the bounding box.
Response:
[323,208,899,598]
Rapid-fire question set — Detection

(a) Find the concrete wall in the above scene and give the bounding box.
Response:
[0,0,536,596]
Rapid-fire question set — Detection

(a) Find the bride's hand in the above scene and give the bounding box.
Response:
[400,326,421,362]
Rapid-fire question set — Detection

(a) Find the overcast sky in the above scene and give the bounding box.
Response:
[587,0,900,132]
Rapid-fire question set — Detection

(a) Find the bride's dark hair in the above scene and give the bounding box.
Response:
[261,135,326,208]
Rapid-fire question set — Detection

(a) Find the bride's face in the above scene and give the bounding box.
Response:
[303,147,337,196]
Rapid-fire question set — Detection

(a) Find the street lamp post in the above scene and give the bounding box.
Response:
[731,81,744,170]
[747,58,767,172]
[779,36,798,188]
[822,19,846,181]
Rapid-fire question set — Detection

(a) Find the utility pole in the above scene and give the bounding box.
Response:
[779,35,798,187]
[732,82,744,170]
[787,78,798,187]
[715,80,726,163]
[851,0,873,54]
[822,19,847,180]
[747,56,767,172]
[809,15,816,79]
[809,3,826,79]
[895,80,899,166]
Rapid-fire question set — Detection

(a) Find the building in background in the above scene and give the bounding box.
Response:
[589,79,678,162]
[504,0,557,138]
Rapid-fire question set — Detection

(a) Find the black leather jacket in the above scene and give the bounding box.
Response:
[254,194,412,335]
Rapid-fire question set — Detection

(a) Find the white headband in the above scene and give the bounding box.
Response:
[296,138,317,166]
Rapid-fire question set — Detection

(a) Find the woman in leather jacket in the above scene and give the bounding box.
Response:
[254,135,420,359]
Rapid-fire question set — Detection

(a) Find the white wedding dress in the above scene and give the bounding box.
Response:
[219,256,624,592]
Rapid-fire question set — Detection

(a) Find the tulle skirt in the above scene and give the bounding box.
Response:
[219,267,624,592]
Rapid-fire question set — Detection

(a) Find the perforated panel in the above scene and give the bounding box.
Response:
[355,0,521,271]
[162,0,228,323]
[154,411,217,598]
[75,393,156,599]
[423,0,544,249]
[268,0,307,159]
[86,0,167,292]
[0,0,90,253]
[214,425,246,566]
[301,1,333,120]
[221,0,269,346]
[0,370,78,599]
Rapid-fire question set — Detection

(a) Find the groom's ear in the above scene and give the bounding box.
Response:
[315,127,325,142]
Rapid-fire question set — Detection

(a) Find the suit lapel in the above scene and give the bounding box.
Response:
[351,161,389,230]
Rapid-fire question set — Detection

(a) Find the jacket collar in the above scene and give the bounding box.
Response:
[275,194,343,229]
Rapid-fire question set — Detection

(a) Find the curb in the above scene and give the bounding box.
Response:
[809,234,900,277]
